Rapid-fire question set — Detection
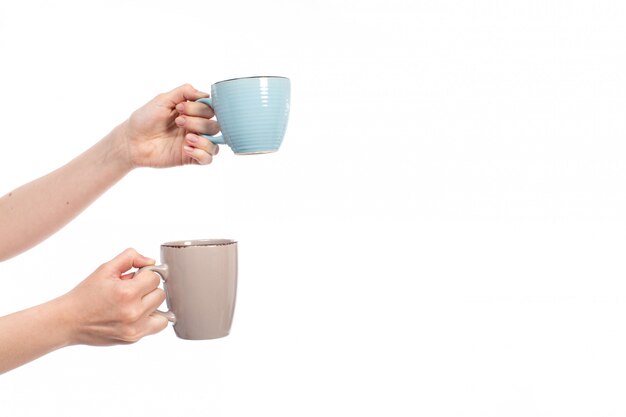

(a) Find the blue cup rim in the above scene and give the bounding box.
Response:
[213,75,290,86]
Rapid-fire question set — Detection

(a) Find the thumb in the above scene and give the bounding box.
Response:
[107,248,156,274]
[159,83,209,106]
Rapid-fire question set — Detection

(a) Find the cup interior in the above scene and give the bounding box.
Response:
[162,239,236,248]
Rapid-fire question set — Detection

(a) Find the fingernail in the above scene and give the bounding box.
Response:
[183,145,194,153]
[186,135,198,143]
[176,103,185,113]
[175,116,185,126]
[196,89,209,96]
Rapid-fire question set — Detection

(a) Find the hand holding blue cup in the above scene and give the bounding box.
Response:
[197,76,291,155]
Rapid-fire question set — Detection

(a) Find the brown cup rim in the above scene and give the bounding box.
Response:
[161,239,237,248]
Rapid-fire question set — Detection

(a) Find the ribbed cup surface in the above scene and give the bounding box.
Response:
[211,77,290,154]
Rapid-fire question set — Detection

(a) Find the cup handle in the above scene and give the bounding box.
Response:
[135,264,176,324]
[196,97,226,145]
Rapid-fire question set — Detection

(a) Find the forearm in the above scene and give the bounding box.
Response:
[0,124,132,261]
[0,296,73,374]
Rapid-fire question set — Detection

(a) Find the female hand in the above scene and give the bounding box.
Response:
[0,248,170,373]
[0,84,221,263]
[61,248,168,346]
[119,83,221,168]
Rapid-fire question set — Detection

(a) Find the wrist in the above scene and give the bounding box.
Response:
[101,121,136,173]
[40,295,77,349]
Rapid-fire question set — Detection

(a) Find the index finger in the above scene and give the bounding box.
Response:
[129,269,162,296]
[176,101,215,119]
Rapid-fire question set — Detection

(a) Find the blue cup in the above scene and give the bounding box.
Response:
[197,76,291,155]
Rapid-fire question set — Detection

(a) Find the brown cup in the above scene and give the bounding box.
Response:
[137,239,238,340]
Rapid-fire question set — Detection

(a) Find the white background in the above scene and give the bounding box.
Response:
[1,0,626,415]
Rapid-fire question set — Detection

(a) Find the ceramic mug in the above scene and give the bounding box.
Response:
[197,76,291,155]
[136,239,238,340]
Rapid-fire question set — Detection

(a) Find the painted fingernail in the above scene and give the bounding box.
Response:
[183,145,194,153]
[175,116,185,126]
[186,135,198,143]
